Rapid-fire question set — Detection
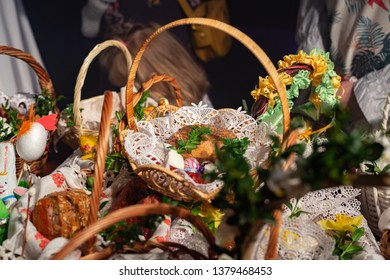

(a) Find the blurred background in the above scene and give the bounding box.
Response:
[21,0,300,110]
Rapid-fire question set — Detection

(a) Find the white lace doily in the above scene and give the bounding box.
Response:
[252,186,383,260]
[123,102,275,200]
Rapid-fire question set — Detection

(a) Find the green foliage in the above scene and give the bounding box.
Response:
[284,198,309,219]
[34,89,64,116]
[364,161,390,175]
[300,108,383,189]
[105,152,128,173]
[0,100,22,141]
[204,140,275,226]
[63,103,84,127]
[134,91,150,121]
[332,226,365,260]
[162,196,218,232]
[112,111,125,137]
[174,125,211,154]
[221,137,250,160]
[100,215,163,251]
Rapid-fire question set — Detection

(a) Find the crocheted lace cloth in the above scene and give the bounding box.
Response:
[253,186,382,260]
[124,102,274,194]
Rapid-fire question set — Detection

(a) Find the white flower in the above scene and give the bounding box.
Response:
[372,130,390,170]
[0,117,12,138]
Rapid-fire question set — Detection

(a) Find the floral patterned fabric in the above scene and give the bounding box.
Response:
[296,0,390,125]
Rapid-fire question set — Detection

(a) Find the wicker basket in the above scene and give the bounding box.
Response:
[358,91,390,239]
[51,90,281,260]
[0,45,58,177]
[59,40,132,150]
[120,17,290,203]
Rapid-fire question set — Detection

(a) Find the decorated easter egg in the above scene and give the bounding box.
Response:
[199,161,217,174]
[16,122,48,162]
[167,149,184,169]
[184,157,200,170]
[79,134,98,160]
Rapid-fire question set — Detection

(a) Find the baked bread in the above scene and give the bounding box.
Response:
[31,189,90,240]
[166,124,235,162]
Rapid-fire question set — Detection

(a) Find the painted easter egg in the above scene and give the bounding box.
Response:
[184,157,200,170]
[167,149,184,169]
[16,122,48,162]
[199,161,216,174]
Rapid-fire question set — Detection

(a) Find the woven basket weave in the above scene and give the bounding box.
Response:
[60,40,132,150]
[51,90,281,260]
[0,45,58,177]
[120,17,290,203]
[358,91,390,240]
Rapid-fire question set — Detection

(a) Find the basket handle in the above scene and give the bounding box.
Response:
[381,91,390,131]
[88,90,113,227]
[0,45,55,98]
[125,18,290,139]
[51,203,217,260]
[73,40,132,130]
[136,74,184,108]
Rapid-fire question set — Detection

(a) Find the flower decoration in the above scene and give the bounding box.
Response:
[317,214,362,233]
[317,214,365,259]
[251,48,341,138]
[198,202,224,229]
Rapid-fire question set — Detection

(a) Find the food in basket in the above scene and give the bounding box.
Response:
[123,102,274,201]
[31,189,90,240]
[166,124,236,163]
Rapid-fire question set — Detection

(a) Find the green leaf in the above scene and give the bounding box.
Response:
[351,227,365,241]
[344,244,363,255]
[284,201,293,211]
[86,176,94,189]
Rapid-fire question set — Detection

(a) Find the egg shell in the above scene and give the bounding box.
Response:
[167,149,184,169]
[184,157,200,170]
[16,122,48,161]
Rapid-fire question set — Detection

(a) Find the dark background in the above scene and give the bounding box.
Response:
[22,0,300,111]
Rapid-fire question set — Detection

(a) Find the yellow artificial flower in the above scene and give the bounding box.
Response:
[309,92,322,111]
[250,74,290,108]
[317,214,363,233]
[198,202,224,228]
[298,126,313,143]
[309,54,328,87]
[331,75,341,90]
[278,50,314,69]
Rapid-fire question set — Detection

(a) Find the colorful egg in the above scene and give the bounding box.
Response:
[184,157,200,170]
[167,149,184,169]
[16,122,48,162]
[199,161,216,174]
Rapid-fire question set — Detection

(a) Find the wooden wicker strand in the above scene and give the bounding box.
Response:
[125,18,290,140]
[53,88,217,260]
[379,91,390,257]
[381,91,390,131]
[0,46,54,97]
[264,209,282,260]
[51,203,216,260]
[89,91,113,226]
[0,45,57,176]
[73,40,132,142]
[138,74,184,108]
[84,90,113,253]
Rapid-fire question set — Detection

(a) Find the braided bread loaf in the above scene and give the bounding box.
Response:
[31,189,90,240]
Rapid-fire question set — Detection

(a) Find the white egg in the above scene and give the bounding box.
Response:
[16,122,48,161]
[167,149,184,169]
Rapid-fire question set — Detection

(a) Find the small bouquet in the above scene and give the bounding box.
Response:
[251,48,341,140]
